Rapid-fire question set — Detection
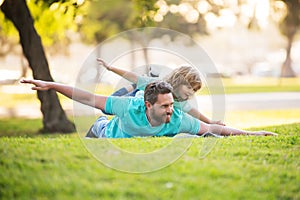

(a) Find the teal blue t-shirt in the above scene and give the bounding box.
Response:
[104,96,200,138]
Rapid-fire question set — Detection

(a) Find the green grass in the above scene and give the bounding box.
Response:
[0,118,299,200]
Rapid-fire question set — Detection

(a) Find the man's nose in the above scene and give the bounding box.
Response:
[166,105,173,113]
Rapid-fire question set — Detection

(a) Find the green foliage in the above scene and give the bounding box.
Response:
[27,0,86,53]
[0,121,299,199]
[79,0,159,44]
[130,0,158,27]
[79,0,132,43]
[0,0,86,55]
[0,8,19,56]
[0,11,18,38]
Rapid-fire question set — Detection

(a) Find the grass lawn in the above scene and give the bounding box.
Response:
[0,118,299,200]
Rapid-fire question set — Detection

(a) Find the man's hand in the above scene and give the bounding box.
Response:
[20,79,51,91]
[253,131,278,136]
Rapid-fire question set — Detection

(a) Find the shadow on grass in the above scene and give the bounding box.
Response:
[0,118,77,137]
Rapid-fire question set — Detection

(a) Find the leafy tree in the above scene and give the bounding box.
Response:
[1,0,75,133]
[78,0,158,43]
[0,0,85,55]
[78,0,158,70]
[274,0,300,77]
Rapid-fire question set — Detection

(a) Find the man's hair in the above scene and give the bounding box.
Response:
[165,66,202,92]
[144,81,173,105]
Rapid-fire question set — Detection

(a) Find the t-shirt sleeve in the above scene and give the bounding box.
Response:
[137,76,157,90]
[175,101,192,112]
[105,96,130,117]
[179,113,201,135]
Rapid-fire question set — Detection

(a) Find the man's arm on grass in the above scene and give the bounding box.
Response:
[197,121,277,136]
[20,79,107,110]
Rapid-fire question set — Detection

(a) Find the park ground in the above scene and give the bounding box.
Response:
[0,77,299,200]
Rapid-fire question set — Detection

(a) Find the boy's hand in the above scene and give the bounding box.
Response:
[97,58,111,70]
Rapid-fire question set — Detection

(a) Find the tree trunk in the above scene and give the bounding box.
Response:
[1,0,75,133]
[281,34,296,77]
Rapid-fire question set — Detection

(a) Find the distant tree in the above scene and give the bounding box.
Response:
[78,0,158,70]
[155,0,300,77]
[275,0,300,77]
[155,1,209,37]
[1,0,75,133]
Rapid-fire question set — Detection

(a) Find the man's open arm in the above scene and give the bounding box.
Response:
[197,121,277,136]
[20,79,107,110]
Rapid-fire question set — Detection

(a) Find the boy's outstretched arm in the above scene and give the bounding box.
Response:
[20,79,107,110]
[97,58,139,84]
[188,108,225,126]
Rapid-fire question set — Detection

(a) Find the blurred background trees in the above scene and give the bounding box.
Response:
[1,0,299,78]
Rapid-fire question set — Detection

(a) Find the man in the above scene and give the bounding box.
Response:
[20,79,277,137]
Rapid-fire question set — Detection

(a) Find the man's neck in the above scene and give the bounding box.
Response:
[146,111,161,127]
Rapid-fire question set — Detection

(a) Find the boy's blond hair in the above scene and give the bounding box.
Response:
[165,66,202,92]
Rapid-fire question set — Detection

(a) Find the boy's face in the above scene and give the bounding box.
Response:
[146,93,174,125]
[173,84,195,101]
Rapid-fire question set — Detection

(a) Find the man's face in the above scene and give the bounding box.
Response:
[146,93,174,126]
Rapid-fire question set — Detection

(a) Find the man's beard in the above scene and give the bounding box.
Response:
[150,111,173,125]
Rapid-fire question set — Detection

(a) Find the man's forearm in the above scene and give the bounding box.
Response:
[45,82,106,110]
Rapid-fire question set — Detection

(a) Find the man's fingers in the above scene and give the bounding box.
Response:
[263,131,278,136]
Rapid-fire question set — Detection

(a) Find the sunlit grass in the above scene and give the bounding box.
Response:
[0,122,299,199]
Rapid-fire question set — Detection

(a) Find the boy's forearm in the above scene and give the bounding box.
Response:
[109,66,138,83]
[188,109,211,124]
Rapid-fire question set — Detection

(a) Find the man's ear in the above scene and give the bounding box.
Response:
[145,101,152,109]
